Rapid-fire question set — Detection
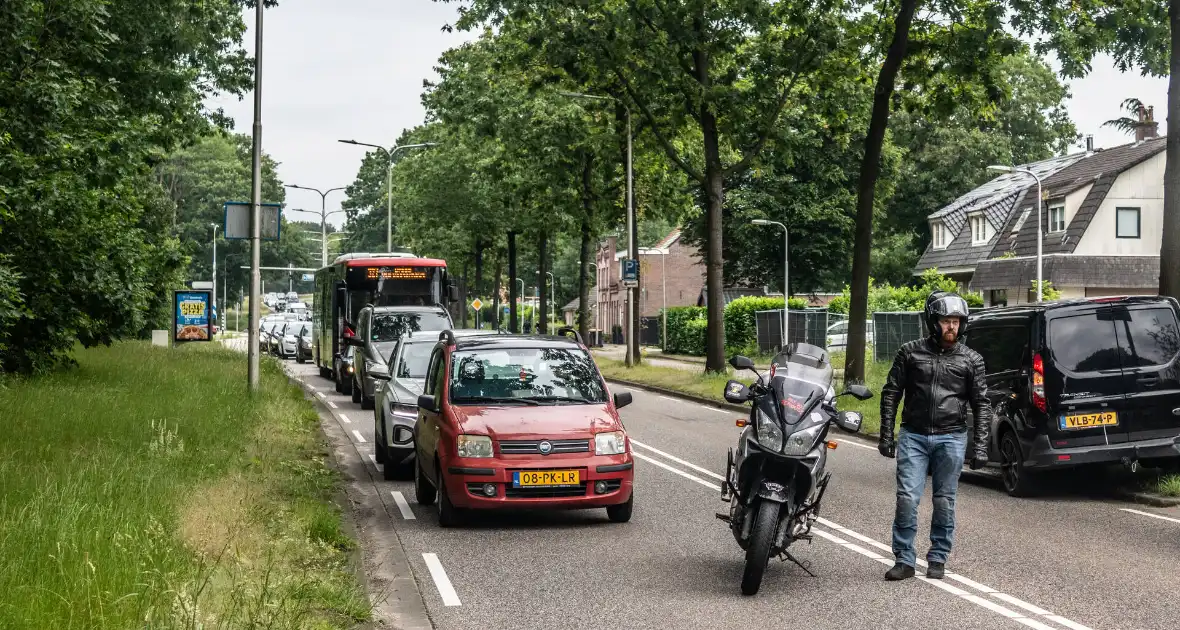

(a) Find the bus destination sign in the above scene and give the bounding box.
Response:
[366,267,428,281]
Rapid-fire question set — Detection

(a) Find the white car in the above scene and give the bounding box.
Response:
[826,319,874,351]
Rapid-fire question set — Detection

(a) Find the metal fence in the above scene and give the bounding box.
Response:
[872,311,925,362]
[754,309,842,354]
[639,316,661,347]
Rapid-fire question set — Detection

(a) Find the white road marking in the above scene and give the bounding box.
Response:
[315,391,326,400]
[834,438,877,451]
[631,452,715,489]
[630,439,725,481]
[636,441,1093,630]
[351,429,366,443]
[339,413,352,423]
[391,491,416,520]
[327,401,338,409]
[1120,507,1180,525]
[422,553,461,606]
[656,394,685,404]
[699,405,729,415]
[367,453,382,471]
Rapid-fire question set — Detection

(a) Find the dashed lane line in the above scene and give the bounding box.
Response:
[339,413,352,423]
[635,443,1093,630]
[391,491,416,520]
[350,429,366,444]
[422,553,461,606]
[834,438,877,451]
[326,401,337,409]
[1120,507,1180,525]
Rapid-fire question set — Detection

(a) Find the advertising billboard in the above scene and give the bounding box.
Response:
[173,290,213,343]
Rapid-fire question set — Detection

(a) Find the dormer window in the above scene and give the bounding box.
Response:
[969,214,992,246]
[931,221,950,250]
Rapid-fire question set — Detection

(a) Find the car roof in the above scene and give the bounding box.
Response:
[451,333,585,351]
[972,295,1176,321]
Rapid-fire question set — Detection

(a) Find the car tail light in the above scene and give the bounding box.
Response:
[1031,352,1046,413]
[344,324,355,338]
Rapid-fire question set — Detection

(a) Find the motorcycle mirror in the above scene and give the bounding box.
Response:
[723,379,752,404]
[835,410,863,433]
[839,384,873,401]
[729,355,756,371]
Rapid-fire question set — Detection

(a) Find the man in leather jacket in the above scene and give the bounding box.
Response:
[878,291,991,581]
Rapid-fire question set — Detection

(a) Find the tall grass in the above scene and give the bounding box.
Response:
[0,342,368,629]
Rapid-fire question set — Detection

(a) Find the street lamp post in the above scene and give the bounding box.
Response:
[210,223,218,329]
[752,219,790,348]
[338,140,437,252]
[516,279,525,333]
[589,262,600,340]
[284,185,345,267]
[559,91,634,365]
[988,165,1044,302]
[246,0,265,392]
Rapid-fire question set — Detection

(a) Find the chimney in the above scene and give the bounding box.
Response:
[1136,104,1160,141]
[1085,135,1094,153]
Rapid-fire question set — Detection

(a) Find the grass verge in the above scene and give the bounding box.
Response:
[0,342,369,629]
[596,352,892,437]
[1155,474,1180,497]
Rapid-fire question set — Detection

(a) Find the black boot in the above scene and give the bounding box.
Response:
[885,563,915,581]
[926,562,945,579]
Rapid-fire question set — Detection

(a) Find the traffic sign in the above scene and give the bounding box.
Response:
[622,258,639,288]
[301,273,314,282]
[223,201,282,240]
[470,298,484,311]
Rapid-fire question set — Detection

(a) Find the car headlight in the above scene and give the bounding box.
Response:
[457,435,493,458]
[392,403,418,419]
[756,410,783,451]
[594,431,627,455]
[781,419,825,457]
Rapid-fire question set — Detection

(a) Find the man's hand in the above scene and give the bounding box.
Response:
[969,452,988,470]
[878,438,896,459]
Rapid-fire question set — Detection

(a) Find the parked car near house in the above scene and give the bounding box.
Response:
[826,319,874,352]
[966,296,1180,497]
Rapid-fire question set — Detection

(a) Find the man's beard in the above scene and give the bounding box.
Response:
[941,329,957,344]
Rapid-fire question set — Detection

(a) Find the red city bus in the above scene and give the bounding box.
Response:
[313,253,457,380]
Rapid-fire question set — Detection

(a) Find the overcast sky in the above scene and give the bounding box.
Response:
[208,1,1170,229]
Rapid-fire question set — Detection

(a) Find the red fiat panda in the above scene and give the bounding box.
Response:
[412,330,635,527]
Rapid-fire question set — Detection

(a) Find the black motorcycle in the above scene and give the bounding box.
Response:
[719,344,872,595]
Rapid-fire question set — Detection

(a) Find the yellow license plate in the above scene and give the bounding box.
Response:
[1060,411,1118,430]
[513,470,580,487]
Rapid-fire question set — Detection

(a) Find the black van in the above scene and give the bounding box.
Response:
[965,296,1180,496]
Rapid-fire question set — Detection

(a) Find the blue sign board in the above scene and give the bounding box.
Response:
[301,273,314,282]
[622,258,639,287]
[173,290,213,343]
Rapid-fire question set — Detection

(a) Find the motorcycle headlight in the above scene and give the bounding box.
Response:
[756,410,784,452]
[782,418,825,456]
[457,435,493,458]
[594,431,627,455]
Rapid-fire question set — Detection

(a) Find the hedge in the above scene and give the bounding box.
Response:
[663,306,707,355]
[827,269,983,314]
[723,296,808,356]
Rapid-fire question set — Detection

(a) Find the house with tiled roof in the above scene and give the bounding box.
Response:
[595,228,706,335]
[914,135,1167,307]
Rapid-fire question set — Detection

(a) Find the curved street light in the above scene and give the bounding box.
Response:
[337,140,438,252]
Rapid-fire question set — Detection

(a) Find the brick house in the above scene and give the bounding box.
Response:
[595,229,706,334]
[915,132,1166,306]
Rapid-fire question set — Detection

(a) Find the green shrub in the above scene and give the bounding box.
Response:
[826,270,983,314]
[723,296,808,355]
[663,306,707,355]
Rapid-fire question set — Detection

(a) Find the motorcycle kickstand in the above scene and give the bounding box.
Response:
[779,550,817,578]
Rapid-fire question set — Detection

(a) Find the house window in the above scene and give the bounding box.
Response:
[1116,207,1141,239]
[931,222,949,249]
[1048,203,1066,233]
[989,289,1007,307]
[970,215,990,246]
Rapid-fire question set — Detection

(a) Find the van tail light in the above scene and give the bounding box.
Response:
[1031,352,1047,413]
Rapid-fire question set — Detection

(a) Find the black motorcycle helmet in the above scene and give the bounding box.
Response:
[924,291,970,339]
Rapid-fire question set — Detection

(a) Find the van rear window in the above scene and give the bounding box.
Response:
[1048,313,1122,372]
[1119,307,1180,367]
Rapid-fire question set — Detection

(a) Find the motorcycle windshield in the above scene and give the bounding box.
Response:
[772,360,833,424]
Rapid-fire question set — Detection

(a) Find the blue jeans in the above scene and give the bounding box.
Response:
[891,428,968,567]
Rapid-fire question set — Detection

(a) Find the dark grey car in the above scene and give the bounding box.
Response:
[346,305,453,410]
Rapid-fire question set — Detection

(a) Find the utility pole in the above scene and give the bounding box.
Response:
[247,0,264,392]
[210,223,218,329]
[337,141,437,252]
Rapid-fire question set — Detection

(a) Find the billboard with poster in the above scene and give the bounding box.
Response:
[173,290,213,343]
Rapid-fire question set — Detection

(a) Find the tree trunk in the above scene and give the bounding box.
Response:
[579,154,595,342]
[845,0,920,383]
[492,253,503,331]
[1162,0,1180,299]
[508,230,518,332]
[460,261,469,328]
[702,111,726,373]
[538,231,549,335]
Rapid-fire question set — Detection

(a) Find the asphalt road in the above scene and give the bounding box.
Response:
[281,359,1180,630]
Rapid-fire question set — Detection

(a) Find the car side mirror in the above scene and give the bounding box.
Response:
[723,379,752,404]
[447,284,460,302]
[613,391,633,409]
[417,394,437,413]
[729,355,756,371]
[835,410,863,433]
[343,335,362,348]
[839,384,873,401]
[372,370,391,381]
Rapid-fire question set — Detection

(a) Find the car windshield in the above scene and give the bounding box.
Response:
[371,312,450,342]
[376,341,398,362]
[395,342,434,379]
[449,346,607,404]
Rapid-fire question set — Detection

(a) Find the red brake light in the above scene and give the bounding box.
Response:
[344,325,355,338]
[1031,352,1046,413]
[1092,297,1126,303]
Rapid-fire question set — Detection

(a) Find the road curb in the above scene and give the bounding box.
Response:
[1115,489,1180,508]
[289,374,435,630]
[603,376,748,413]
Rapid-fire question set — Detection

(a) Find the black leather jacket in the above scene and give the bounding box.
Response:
[880,337,991,457]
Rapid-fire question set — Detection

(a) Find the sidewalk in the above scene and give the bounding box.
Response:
[594,344,773,372]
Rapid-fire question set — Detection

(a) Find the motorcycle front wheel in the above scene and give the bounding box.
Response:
[740,499,781,596]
